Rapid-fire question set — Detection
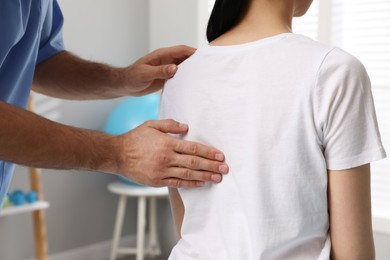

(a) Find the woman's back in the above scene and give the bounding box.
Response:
[159,0,385,258]
[159,32,384,259]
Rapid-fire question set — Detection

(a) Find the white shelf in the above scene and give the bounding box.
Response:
[0,201,49,217]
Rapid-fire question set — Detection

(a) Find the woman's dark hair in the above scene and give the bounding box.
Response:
[206,0,249,42]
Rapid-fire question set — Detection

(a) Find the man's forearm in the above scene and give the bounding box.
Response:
[33,51,127,100]
[33,45,196,100]
[0,102,228,187]
[0,101,118,172]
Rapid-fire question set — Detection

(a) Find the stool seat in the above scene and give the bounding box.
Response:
[108,181,169,260]
[108,182,168,197]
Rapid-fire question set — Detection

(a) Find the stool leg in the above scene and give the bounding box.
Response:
[110,195,127,260]
[137,196,147,260]
[149,197,161,257]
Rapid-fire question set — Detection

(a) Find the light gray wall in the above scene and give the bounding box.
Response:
[149,0,209,50]
[0,1,150,259]
[374,232,390,260]
[149,0,197,50]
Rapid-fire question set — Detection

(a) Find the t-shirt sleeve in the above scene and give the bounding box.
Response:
[315,47,386,170]
[36,0,65,64]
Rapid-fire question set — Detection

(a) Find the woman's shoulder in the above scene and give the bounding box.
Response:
[313,47,368,90]
[322,47,366,73]
[290,34,365,71]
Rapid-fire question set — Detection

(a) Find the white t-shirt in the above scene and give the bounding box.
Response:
[159,33,386,260]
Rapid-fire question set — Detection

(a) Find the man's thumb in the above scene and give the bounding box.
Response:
[154,64,178,79]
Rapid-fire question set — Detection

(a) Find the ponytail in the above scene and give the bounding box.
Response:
[206,0,249,42]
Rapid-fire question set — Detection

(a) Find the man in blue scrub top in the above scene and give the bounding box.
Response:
[0,0,229,206]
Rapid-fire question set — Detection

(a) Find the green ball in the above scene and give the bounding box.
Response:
[2,196,10,209]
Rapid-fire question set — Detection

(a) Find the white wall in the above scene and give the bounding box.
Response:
[0,1,150,259]
[375,232,390,260]
[149,0,209,51]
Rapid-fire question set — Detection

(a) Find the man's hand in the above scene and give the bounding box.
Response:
[0,102,228,189]
[113,119,229,188]
[123,45,196,96]
[33,46,195,99]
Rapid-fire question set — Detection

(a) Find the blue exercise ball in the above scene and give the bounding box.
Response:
[104,93,160,186]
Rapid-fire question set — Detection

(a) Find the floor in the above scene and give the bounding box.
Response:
[116,256,165,260]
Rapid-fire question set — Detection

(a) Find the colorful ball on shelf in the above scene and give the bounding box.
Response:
[10,190,25,206]
[12,189,23,197]
[25,191,38,203]
[7,190,39,206]
[104,93,160,186]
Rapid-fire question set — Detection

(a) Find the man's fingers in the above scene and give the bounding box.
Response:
[153,64,178,80]
[173,154,228,175]
[145,119,189,134]
[143,45,196,65]
[164,167,223,183]
[163,178,205,188]
[138,64,177,84]
[174,139,226,163]
[160,45,196,64]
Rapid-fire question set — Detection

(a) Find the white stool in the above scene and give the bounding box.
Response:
[108,182,169,260]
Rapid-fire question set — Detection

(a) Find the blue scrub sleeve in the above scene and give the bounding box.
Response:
[36,0,65,64]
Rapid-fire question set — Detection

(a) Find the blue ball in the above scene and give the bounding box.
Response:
[25,191,38,204]
[104,93,160,186]
[10,191,25,206]
[104,93,160,135]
